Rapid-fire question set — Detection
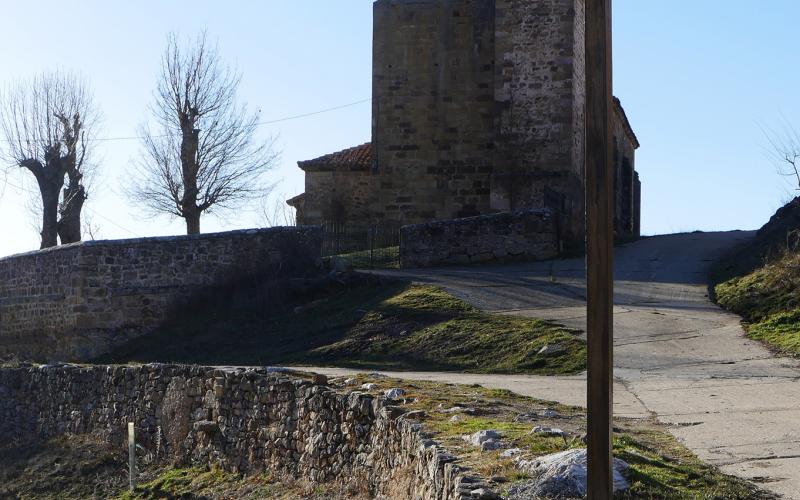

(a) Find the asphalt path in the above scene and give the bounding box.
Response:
[297,231,800,498]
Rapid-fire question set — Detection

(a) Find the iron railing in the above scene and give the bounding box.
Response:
[321,222,401,269]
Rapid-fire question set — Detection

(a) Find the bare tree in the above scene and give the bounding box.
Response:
[131,32,278,234]
[82,212,103,241]
[0,71,98,248]
[764,123,800,192]
[260,189,297,227]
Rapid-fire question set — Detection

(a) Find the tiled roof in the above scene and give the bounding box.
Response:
[298,143,373,172]
[286,193,305,207]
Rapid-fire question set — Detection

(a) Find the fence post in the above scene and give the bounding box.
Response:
[128,422,136,491]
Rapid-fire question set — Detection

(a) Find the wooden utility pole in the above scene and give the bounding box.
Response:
[585,0,614,498]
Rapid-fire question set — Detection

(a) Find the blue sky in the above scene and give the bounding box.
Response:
[0,1,797,257]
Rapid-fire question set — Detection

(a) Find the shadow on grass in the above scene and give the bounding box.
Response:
[97,278,586,376]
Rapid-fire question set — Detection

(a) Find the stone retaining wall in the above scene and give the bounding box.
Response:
[0,227,322,362]
[0,365,495,499]
[400,210,559,268]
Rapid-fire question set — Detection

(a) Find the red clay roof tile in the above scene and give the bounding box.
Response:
[298,143,372,171]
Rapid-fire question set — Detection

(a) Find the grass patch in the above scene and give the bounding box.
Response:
[0,434,127,499]
[615,431,765,499]
[715,254,800,322]
[712,197,800,356]
[747,309,800,354]
[715,249,800,356]
[116,466,339,499]
[333,246,399,269]
[337,375,771,499]
[99,281,585,375]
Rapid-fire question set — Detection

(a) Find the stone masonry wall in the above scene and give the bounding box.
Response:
[400,209,558,268]
[0,227,322,362]
[493,0,584,175]
[302,168,375,225]
[0,365,495,499]
[369,0,592,250]
[372,0,497,223]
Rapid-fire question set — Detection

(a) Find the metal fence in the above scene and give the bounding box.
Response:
[544,186,570,253]
[321,222,401,269]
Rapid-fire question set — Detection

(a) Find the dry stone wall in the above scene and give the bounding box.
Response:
[400,209,558,268]
[0,227,322,362]
[0,364,496,500]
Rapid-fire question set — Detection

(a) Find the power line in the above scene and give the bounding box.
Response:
[0,97,373,238]
[1,98,372,143]
[84,207,141,237]
[256,98,372,126]
[2,178,141,237]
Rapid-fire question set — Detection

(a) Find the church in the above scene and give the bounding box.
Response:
[288,0,640,249]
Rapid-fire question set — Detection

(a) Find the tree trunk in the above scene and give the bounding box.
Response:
[58,183,86,244]
[180,125,201,235]
[39,183,62,249]
[185,210,201,235]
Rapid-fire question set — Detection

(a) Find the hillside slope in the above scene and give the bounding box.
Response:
[98,277,586,375]
[714,197,800,355]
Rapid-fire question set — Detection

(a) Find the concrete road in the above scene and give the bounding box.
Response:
[300,232,800,498]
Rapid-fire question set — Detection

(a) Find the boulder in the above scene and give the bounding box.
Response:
[510,448,629,498]
[537,343,567,357]
[531,426,565,437]
[384,388,406,399]
[465,430,502,447]
[480,439,504,452]
[500,448,522,458]
[540,409,561,418]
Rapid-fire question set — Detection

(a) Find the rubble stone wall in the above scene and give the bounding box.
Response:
[400,209,558,268]
[0,227,322,362]
[0,365,491,500]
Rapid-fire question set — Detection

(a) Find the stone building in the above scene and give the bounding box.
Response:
[288,0,641,246]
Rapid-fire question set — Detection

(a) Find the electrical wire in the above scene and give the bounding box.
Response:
[2,178,141,237]
[0,98,371,143]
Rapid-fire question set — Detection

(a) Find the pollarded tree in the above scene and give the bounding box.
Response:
[131,32,278,234]
[0,71,98,248]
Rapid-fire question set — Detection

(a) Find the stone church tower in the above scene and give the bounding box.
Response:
[289,0,640,246]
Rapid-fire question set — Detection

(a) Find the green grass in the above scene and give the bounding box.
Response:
[614,431,765,499]
[99,282,585,375]
[333,245,400,269]
[116,466,344,499]
[347,376,770,499]
[715,251,800,356]
[117,467,232,499]
[117,466,304,500]
[747,309,800,354]
[712,197,800,357]
[715,257,800,322]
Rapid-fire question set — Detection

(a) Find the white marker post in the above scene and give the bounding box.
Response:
[128,422,136,492]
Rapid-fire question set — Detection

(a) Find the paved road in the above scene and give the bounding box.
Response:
[300,231,800,498]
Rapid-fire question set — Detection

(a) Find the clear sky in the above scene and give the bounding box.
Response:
[0,1,797,257]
